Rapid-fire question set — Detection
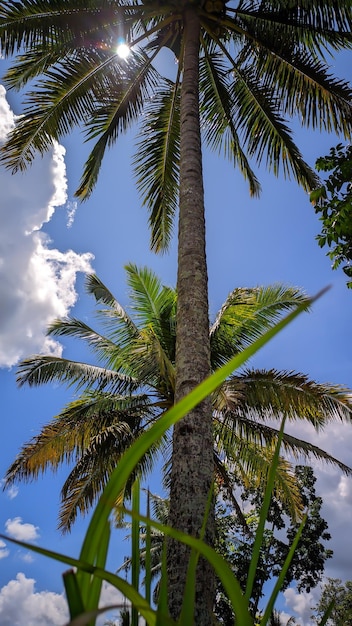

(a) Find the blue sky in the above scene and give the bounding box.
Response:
[0,43,352,626]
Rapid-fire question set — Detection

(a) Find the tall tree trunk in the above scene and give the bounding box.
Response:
[167,6,215,625]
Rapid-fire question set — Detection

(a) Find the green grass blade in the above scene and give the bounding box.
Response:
[260,514,307,625]
[132,479,140,626]
[76,518,111,622]
[156,542,173,626]
[63,569,86,620]
[245,416,286,602]
[145,490,152,606]
[119,507,253,626]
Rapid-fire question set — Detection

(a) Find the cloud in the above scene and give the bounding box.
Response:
[0,480,18,499]
[0,575,128,626]
[18,551,34,564]
[0,540,9,560]
[66,200,78,228]
[283,586,321,626]
[0,85,94,368]
[5,517,39,542]
[0,573,68,626]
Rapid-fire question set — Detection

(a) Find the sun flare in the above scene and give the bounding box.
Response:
[116,41,130,59]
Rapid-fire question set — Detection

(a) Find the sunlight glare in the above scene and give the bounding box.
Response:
[116,40,130,59]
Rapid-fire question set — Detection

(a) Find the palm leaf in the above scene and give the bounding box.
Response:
[75,49,161,200]
[134,79,181,252]
[199,46,261,197]
[16,355,138,394]
[210,284,309,367]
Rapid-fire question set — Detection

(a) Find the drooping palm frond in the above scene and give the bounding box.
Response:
[134,79,181,251]
[221,369,352,427]
[4,390,154,483]
[58,420,167,532]
[16,355,139,394]
[199,46,261,197]
[75,50,163,200]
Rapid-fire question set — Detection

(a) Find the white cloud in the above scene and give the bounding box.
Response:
[66,200,78,228]
[18,551,34,564]
[5,517,39,542]
[0,540,9,560]
[0,480,18,499]
[284,587,316,626]
[283,586,321,626]
[0,85,94,368]
[0,575,128,626]
[0,573,68,626]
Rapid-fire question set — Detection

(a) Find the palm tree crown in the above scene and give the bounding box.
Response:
[6,265,352,530]
[1,1,352,250]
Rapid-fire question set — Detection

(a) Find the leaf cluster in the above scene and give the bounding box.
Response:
[310,143,352,288]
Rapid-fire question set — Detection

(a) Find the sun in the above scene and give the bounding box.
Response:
[116,39,130,59]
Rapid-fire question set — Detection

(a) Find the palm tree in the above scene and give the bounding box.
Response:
[1,2,352,620]
[6,265,352,523]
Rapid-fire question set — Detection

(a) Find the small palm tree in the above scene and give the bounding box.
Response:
[5,265,352,532]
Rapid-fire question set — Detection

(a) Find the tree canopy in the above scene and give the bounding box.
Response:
[310,143,352,288]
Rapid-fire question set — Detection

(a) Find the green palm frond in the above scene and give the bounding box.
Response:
[47,318,118,360]
[222,368,352,426]
[59,424,167,532]
[125,263,175,326]
[85,273,140,353]
[199,46,261,197]
[210,284,308,367]
[75,49,161,200]
[252,49,352,136]
[229,65,319,190]
[16,355,138,394]
[214,368,352,476]
[0,50,118,170]
[4,390,153,483]
[134,79,181,251]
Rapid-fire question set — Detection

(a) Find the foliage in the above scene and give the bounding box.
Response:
[310,143,352,288]
[312,578,352,625]
[5,267,352,531]
[214,466,332,623]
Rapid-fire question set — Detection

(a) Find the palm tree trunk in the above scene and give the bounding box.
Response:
[167,6,215,625]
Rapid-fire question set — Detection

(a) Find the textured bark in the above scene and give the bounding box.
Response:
[167,6,215,625]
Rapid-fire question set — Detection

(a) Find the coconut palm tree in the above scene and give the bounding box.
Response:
[6,265,352,528]
[2,2,352,620]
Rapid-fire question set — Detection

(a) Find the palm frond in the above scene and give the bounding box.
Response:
[47,317,117,360]
[199,46,261,197]
[4,390,152,483]
[16,355,138,394]
[59,425,167,532]
[134,78,181,252]
[210,284,308,367]
[222,368,352,427]
[75,48,160,200]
